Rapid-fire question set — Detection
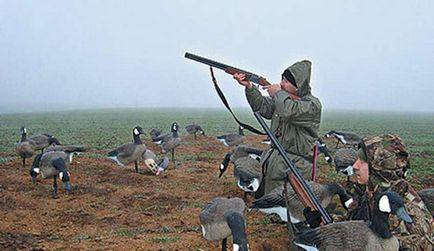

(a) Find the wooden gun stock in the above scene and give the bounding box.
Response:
[287,173,319,213]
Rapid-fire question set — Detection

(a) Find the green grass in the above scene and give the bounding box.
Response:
[152,236,180,244]
[1,108,433,179]
[111,227,148,237]
[73,234,91,241]
[252,216,271,225]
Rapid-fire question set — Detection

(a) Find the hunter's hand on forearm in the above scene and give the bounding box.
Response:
[263,84,281,96]
[232,73,252,88]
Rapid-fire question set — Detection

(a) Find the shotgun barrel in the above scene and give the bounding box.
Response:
[185,52,270,86]
[253,111,333,225]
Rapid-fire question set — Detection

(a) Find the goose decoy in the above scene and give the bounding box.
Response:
[217,126,245,147]
[325,130,361,148]
[16,127,61,167]
[200,197,249,251]
[316,139,333,165]
[18,127,61,149]
[418,188,434,217]
[233,157,263,200]
[219,145,263,176]
[219,145,264,199]
[142,149,170,175]
[160,122,181,165]
[107,126,146,173]
[334,148,358,176]
[250,182,354,224]
[44,145,87,164]
[185,124,205,140]
[294,191,413,251]
[30,148,82,198]
[150,128,163,144]
[16,140,34,168]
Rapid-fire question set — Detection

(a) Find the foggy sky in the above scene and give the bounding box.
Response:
[1,0,434,114]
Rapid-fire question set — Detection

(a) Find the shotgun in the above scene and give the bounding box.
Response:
[185,52,271,86]
[253,111,333,225]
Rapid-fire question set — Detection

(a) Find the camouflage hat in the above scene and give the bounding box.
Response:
[361,134,410,180]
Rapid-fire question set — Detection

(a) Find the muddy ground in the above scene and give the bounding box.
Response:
[0,135,431,250]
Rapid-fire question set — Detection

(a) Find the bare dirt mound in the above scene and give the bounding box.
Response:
[1,135,293,250]
[1,135,431,250]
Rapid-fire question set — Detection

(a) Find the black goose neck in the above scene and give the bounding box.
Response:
[222,153,231,168]
[21,133,27,142]
[369,206,392,238]
[325,183,343,196]
[172,130,179,138]
[225,211,248,249]
[246,147,263,156]
[133,134,142,144]
[239,128,244,136]
[330,184,353,207]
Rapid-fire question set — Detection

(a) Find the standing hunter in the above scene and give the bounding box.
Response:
[232,60,321,194]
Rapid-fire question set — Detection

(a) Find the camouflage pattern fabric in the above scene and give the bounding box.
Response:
[245,60,321,194]
[349,135,433,251]
[363,134,410,182]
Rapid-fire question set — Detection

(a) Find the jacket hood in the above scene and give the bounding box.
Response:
[285,60,312,97]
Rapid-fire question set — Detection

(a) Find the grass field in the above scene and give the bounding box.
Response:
[0,108,432,250]
[1,108,432,175]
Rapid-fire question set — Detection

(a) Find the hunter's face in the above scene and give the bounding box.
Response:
[280,77,297,95]
[353,158,369,184]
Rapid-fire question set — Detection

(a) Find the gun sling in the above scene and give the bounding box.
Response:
[209,67,265,135]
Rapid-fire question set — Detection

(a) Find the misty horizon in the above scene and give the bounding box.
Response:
[1,1,434,114]
[1,105,433,116]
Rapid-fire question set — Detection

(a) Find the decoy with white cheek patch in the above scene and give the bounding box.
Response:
[219,145,264,200]
[159,122,181,165]
[107,126,146,173]
[316,138,333,165]
[250,182,354,225]
[30,151,76,198]
[294,191,413,251]
[200,197,249,251]
[16,126,61,167]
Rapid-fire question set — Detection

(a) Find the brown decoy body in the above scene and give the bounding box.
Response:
[16,127,61,167]
[107,126,146,173]
[217,126,245,147]
[294,191,413,251]
[30,146,83,198]
[185,124,205,140]
[200,197,249,251]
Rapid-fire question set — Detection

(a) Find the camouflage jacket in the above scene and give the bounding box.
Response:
[246,60,321,193]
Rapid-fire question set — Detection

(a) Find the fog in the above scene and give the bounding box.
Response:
[1,0,433,114]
